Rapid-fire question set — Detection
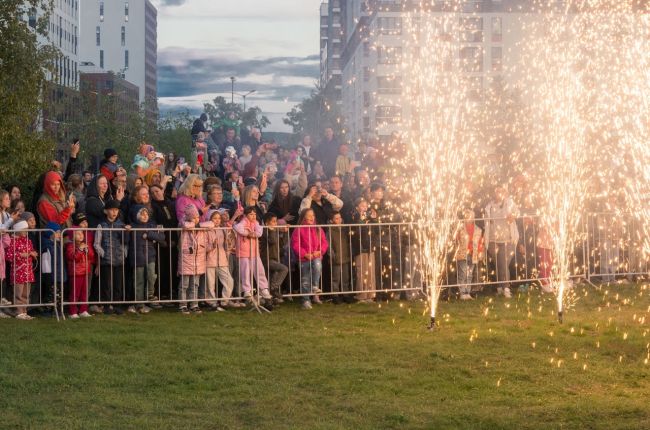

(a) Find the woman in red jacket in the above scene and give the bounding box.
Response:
[37,171,75,228]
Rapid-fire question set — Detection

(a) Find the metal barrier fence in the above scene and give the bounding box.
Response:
[1,214,646,319]
[0,229,59,320]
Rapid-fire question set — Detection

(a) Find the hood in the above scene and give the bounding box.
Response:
[129,204,149,224]
[43,171,65,201]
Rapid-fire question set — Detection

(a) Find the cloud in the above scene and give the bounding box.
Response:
[158,48,319,101]
[159,0,187,6]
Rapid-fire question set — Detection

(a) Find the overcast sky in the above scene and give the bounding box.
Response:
[150,0,323,132]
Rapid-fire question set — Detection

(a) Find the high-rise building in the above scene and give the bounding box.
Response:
[334,0,534,142]
[80,0,158,121]
[319,1,345,108]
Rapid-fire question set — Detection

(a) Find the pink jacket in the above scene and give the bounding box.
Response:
[206,226,234,268]
[175,195,206,225]
[234,218,263,258]
[291,223,329,263]
[177,221,211,275]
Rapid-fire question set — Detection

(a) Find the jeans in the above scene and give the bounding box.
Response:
[456,259,474,295]
[300,258,322,302]
[267,260,288,296]
[135,262,157,302]
[178,275,199,309]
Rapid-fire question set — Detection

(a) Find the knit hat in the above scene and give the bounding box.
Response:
[184,204,199,221]
[104,200,121,210]
[72,212,87,225]
[20,211,35,222]
[206,209,221,223]
[104,148,118,159]
[12,220,29,231]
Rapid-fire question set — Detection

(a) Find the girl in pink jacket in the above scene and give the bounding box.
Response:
[205,209,241,310]
[178,204,211,314]
[290,208,328,309]
[234,206,272,301]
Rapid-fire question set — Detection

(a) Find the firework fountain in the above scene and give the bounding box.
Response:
[514,0,650,322]
[400,4,481,329]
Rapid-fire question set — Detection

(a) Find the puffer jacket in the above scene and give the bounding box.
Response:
[178,221,211,275]
[65,240,95,276]
[128,205,166,267]
[290,222,329,263]
[94,218,129,266]
[234,218,263,258]
[206,226,234,268]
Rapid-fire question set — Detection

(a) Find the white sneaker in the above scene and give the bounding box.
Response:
[503,287,512,299]
[0,311,11,319]
[139,305,151,314]
[89,305,102,313]
[127,306,137,314]
[69,313,80,319]
[79,311,92,318]
[0,298,12,306]
[243,291,252,299]
[215,306,226,312]
[260,289,272,300]
[16,313,33,320]
[302,300,312,309]
[460,294,473,301]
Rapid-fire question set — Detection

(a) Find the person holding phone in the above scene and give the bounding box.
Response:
[36,172,75,229]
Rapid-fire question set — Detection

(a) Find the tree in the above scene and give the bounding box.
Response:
[283,83,345,144]
[158,109,194,160]
[0,0,58,190]
[203,96,270,134]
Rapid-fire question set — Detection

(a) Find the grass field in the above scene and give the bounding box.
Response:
[1,283,650,429]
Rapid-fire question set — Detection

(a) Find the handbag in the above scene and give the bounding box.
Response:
[41,249,52,274]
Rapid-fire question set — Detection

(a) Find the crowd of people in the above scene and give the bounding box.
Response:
[0,115,625,321]
[0,118,416,320]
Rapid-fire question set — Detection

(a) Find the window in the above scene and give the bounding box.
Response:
[492,17,502,42]
[377,46,402,64]
[363,117,370,132]
[28,9,37,28]
[363,67,370,82]
[100,1,104,21]
[363,42,370,58]
[125,50,129,69]
[363,92,370,108]
[460,47,482,73]
[376,106,401,124]
[96,26,100,46]
[125,2,129,21]
[377,17,402,35]
[460,17,483,43]
[121,26,126,46]
[491,47,502,72]
[100,50,104,69]
[377,76,402,94]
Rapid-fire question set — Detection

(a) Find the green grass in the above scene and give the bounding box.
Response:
[1,283,650,429]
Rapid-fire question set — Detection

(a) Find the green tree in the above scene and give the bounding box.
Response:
[0,0,58,189]
[203,96,270,135]
[283,84,344,144]
[158,109,194,160]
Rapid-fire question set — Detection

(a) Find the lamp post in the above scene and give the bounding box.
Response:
[236,90,256,110]
[230,76,236,104]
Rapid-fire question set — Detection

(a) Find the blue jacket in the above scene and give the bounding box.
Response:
[128,205,166,267]
[94,218,129,266]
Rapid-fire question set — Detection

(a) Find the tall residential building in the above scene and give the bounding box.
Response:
[80,0,158,120]
[336,0,533,142]
[319,0,345,108]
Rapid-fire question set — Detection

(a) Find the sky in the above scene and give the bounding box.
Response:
[150,0,323,132]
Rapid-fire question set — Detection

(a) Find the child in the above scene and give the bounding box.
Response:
[335,143,352,177]
[290,208,329,309]
[239,145,252,170]
[222,146,242,177]
[453,209,483,301]
[233,206,273,301]
[5,220,37,320]
[0,189,20,317]
[328,211,353,304]
[94,200,130,315]
[65,228,95,318]
[260,212,289,303]
[351,198,377,303]
[129,205,166,313]
[178,204,211,314]
[205,210,241,309]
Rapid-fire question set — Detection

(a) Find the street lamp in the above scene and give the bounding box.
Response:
[230,76,236,104]
[236,90,256,110]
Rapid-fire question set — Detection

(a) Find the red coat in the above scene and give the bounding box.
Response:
[65,242,95,276]
[5,235,35,284]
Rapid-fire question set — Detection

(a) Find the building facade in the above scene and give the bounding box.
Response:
[333,0,532,143]
[320,1,345,108]
[79,0,158,120]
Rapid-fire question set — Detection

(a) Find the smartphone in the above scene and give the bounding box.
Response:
[178,157,186,165]
[232,181,237,191]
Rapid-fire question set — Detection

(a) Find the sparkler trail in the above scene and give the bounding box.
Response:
[400,3,480,328]
[514,0,650,322]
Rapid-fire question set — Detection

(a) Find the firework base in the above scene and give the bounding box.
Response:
[558,310,563,324]
[428,316,436,331]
